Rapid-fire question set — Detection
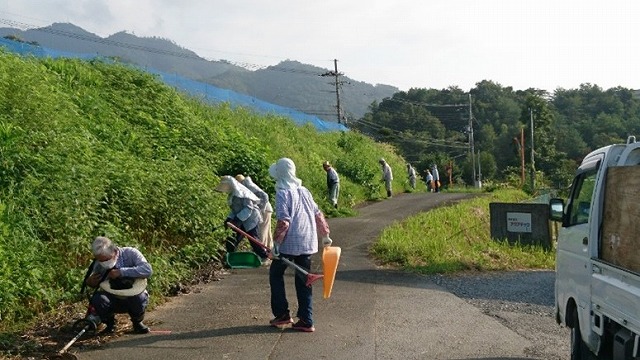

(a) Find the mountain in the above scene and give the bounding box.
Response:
[0,23,398,121]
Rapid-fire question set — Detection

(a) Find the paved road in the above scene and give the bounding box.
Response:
[75,192,566,360]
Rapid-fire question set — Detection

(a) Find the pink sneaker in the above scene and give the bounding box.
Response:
[292,320,315,332]
[269,314,293,327]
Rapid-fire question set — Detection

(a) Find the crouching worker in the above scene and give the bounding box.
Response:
[216,175,270,265]
[84,236,153,334]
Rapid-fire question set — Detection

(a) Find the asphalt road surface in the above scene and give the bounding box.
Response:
[75,192,569,360]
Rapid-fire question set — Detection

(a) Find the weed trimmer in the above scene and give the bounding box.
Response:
[225,222,324,287]
[52,261,106,360]
[52,305,101,359]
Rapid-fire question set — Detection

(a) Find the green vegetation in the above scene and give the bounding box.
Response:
[356,82,640,191]
[372,189,555,273]
[0,50,408,333]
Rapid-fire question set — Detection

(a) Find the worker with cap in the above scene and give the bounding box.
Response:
[84,236,153,334]
[322,161,340,209]
[235,174,274,250]
[379,158,393,198]
[215,175,269,263]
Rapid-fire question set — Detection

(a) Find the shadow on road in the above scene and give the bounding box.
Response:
[100,324,284,350]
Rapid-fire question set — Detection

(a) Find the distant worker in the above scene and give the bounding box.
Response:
[236,174,274,250]
[425,169,434,192]
[407,164,417,190]
[432,164,440,193]
[379,158,393,198]
[322,161,340,209]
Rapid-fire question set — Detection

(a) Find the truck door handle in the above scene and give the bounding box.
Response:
[582,237,588,245]
[592,264,601,274]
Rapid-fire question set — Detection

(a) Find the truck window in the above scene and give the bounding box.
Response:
[566,170,597,226]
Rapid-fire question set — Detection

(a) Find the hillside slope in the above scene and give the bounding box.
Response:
[0,50,406,330]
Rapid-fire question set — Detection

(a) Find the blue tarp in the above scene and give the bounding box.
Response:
[0,37,348,132]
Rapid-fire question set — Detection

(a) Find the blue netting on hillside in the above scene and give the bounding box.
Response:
[0,38,347,132]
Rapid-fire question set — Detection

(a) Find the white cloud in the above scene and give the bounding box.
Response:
[1,0,639,92]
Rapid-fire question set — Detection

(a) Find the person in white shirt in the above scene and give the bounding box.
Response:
[379,158,393,198]
[425,169,434,192]
[407,164,417,190]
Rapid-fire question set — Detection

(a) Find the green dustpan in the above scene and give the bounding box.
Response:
[226,251,261,269]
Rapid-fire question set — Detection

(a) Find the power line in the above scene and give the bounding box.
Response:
[353,119,469,149]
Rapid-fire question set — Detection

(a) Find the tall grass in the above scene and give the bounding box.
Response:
[372,189,555,273]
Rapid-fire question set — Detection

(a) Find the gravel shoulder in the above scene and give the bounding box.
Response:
[427,270,570,359]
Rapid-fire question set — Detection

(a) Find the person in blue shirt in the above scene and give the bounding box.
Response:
[322,161,340,209]
[216,175,269,263]
[268,158,332,332]
[85,236,153,334]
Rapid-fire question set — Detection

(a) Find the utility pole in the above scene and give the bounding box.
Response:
[477,149,482,187]
[469,94,476,187]
[520,127,526,186]
[320,59,345,125]
[530,109,535,192]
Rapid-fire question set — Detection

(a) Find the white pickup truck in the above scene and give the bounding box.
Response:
[551,136,640,360]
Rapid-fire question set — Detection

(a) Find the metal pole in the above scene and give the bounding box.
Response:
[334,59,342,124]
[477,149,482,186]
[521,127,525,186]
[469,94,476,187]
[530,109,535,191]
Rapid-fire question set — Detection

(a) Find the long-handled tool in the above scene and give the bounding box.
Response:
[226,222,324,287]
[52,304,101,360]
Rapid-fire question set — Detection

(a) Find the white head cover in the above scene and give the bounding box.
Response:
[215,175,260,201]
[269,158,302,190]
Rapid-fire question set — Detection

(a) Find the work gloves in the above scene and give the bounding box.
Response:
[322,236,333,248]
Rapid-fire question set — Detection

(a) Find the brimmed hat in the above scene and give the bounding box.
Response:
[322,161,330,168]
[215,175,234,193]
[99,278,147,297]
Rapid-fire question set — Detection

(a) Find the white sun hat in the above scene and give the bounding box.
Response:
[99,278,148,297]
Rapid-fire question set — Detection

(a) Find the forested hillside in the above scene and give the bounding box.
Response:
[356,81,640,190]
[0,50,406,331]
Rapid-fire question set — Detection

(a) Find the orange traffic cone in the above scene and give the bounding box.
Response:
[322,246,341,298]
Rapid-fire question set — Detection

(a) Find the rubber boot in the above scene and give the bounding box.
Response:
[100,316,116,335]
[131,316,150,334]
[387,190,392,198]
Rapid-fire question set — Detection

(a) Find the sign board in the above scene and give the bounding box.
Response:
[507,212,532,233]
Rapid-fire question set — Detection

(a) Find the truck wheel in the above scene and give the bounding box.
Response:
[570,310,591,360]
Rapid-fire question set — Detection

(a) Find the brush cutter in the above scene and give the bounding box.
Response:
[52,304,101,359]
[225,221,324,287]
[52,262,106,359]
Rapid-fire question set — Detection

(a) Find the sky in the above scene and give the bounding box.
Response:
[0,0,638,93]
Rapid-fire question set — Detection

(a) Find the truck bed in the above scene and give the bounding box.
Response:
[591,259,640,336]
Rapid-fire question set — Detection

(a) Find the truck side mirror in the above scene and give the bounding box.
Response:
[549,198,565,222]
